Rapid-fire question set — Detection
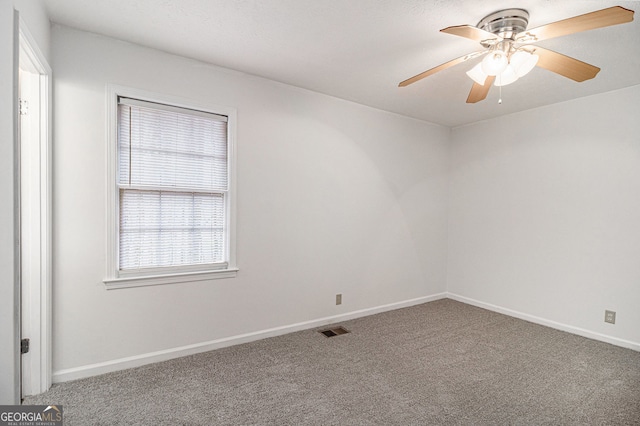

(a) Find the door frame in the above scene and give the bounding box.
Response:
[18,17,52,397]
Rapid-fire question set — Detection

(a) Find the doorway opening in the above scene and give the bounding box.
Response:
[18,20,52,398]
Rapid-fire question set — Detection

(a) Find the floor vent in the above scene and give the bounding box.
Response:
[319,326,350,338]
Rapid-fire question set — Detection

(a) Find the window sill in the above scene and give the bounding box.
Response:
[103,267,239,290]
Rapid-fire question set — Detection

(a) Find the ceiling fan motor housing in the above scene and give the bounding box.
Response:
[478,8,529,43]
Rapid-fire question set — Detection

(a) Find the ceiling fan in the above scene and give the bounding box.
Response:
[398,6,634,103]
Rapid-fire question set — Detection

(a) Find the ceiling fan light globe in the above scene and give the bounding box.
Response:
[494,65,519,86]
[515,53,539,77]
[509,50,529,68]
[466,63,488,85]
[481,50,508,76]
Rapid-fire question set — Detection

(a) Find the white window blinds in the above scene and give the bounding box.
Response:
[117,97,228,271]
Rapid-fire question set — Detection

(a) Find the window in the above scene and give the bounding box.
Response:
[105,87,237,289]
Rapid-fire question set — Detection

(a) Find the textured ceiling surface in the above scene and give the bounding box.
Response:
[42,0,640,127]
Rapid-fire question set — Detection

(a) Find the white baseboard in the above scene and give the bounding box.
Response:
[53,292,447,383]
[446,293,640,352]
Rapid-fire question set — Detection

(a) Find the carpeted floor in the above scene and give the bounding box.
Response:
[24,299,640,425]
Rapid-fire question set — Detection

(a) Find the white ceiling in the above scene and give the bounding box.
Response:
[42,0,640,127]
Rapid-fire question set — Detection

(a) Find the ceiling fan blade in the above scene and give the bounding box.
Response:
[466,76,495,103]
[516,6,634,43]
[440,25,501,44]
[529,46,600,82]
[398,51,485,87]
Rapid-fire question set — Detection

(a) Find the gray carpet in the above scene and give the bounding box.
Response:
[24,299,640,425]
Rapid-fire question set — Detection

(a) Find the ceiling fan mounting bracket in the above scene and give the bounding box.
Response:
[477,8,529,44]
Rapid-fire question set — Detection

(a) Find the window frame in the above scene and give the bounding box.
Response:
[104,85,237,289]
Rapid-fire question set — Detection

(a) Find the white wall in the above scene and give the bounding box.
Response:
[0,0,50,405]
[47,17,640,385]
[448,85,640,348]
[0,1,18,405]
[50,25,450,379]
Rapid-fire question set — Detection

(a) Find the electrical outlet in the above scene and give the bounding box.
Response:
[336,294,342,305]
[604,310,616,324]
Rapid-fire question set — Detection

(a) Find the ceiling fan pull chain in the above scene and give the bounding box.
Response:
[498,76,503,104]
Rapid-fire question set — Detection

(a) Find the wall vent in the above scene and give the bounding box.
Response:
[319,326,350,338]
